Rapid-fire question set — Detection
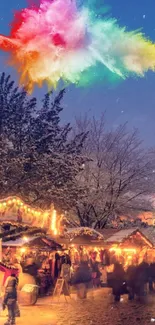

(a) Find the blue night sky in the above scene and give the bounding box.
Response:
[0,0,155,145]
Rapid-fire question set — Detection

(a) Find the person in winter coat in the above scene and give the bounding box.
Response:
[134,261,149,297]
[148,262,155,292]
[71,261,92,299]
[2,273,18,325]
[90,260,102,287]
[111,262,126,302]
[126,264,137,300]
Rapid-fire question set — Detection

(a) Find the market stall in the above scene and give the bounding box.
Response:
[2,233,63,294]
[0,196,65,304]
[106,228,153,270]
[58,227,105,263]
[57,227,109,286]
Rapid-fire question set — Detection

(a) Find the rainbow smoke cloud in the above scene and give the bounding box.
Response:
[0,0,155,92]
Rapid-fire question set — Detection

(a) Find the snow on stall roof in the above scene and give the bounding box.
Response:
[65,227,104,240]
[2,235,62,249]
[98,229,118,241]
[106,228,139,243]
[2,236,37,247]
[141,227,155,246]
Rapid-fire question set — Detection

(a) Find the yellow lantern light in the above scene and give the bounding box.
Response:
[23,236,28,242]
[51,209,57,235]
[0,196,61,233]
[123,248,136,253]
[20,247,26,254]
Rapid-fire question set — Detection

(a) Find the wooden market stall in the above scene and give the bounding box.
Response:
[141,227,155,262]
[105,228,153,269]
[56,227,110,286]
[0,196,65,304]
[2,234,62,297]
[58,227,105,264]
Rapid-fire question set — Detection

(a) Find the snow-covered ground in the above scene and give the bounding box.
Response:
[1,288,155,325]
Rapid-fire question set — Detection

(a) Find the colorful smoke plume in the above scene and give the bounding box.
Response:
[0,0,155,92]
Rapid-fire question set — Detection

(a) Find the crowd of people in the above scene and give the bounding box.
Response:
[107,260,155,302]
[65,258,155,302]
[2,246,155,325]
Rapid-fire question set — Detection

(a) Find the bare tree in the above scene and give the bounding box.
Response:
[73,115,155,228]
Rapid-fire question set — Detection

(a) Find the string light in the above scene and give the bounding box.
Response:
[20,247,26,254]
[51,209,57,235]
[65,227,103,240]
[109,247,137,254]
[23,236,28,242]
[0,196,60,235]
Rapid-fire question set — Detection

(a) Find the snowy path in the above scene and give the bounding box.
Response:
[1,288,155,325]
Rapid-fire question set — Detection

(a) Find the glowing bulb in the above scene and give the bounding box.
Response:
[51,209,57,235]
[20,248,26,254]
[23,236,28,242]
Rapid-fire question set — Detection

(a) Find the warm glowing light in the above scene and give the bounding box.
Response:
[51,209,57,235]
[127,255,132,259]
[20,247,26,254]
[23,236,28,242]
[109,247,121,254]
[123,248,136,253]
[0,196,60,234]
[110,247,136,254]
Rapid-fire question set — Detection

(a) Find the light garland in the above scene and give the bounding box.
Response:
[65,227,104,241]
[51,209,57,235]
[0,196,44,216]
[0,196,62,235]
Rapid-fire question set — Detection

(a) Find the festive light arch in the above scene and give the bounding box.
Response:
[0,196,60,235]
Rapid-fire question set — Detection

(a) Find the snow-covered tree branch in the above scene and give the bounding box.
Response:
[73,114,155,228]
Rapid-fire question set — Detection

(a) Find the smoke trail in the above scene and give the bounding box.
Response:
[0,0,155,92]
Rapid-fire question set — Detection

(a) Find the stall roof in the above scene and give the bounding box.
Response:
[2,236,36,247]
[57,227,104,246]
[0,222,46,242]
[141,227,155,247]
[105,228,153,247]
[63,227,104,240]
[106,228,139,243]
[98,229,118,241]
[2,235,62,250]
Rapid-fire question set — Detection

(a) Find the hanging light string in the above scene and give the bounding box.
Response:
[0,196,62,234]
[0,196,44,216]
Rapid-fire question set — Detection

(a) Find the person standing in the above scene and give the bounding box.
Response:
[71,261,92,299]
[111,262,126,302]
[2,273,18,325]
